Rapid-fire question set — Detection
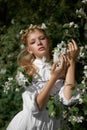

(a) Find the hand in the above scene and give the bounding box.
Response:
[67,39,79,63]
[51,55,69,81]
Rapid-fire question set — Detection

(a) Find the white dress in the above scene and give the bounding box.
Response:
[7,59,78,130]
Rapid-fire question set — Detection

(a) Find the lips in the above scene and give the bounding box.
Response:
[38,47,45,51]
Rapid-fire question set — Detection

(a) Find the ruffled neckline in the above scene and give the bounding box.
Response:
[33,58,51,69]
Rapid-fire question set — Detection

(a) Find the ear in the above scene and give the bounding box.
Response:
[26,47,33,54]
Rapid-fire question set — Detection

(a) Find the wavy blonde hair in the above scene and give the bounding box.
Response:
[18,25,51,76]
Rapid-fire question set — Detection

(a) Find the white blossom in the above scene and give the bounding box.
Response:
[16,34,20,39]
[20,30,24,35]
[51,111,56,118]
[53,41,66,64]
[81,79,85,84]
[11,19,15,24]
[15,71,29,88]
[7,54,13,58]
[20,44,25,49]
[62,110,67,119]
[3,81,11,94]
[2,77,15,94]
[0,68,6,74]
[69,22,74,27]
[85,45,87,49]
[83,70,87,77]
[29,24,33,29]
[76,8,86,18]
[69,115,84,123]
[82,88,86,93]
[8,77,13,81]
[15,88,20,92]
[41,23,47,29]
[74,24,79,28]
[84,65,87,70]
[78,46,85,59]
[78,98,83,104]
[82,0,87,3]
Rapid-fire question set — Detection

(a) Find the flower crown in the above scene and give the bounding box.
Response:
[20,23,47,45]
[20,23,47,35]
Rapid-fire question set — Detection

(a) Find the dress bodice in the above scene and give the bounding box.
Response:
[32,58,64,96]
[33,58,51,81]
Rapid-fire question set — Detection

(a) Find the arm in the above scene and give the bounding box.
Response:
[63,60,75,100]
[36,57,67,110]
[36,76,57,110]
[63,39,79,100]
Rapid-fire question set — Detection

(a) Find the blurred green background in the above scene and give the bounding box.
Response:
[0,0,87,130]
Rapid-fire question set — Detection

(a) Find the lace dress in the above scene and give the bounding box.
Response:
[7,59,78,130]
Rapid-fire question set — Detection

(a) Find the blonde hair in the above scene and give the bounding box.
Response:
[18,25,49,76]
[21,25,47,45]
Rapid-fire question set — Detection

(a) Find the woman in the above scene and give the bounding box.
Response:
[7,25,79,130]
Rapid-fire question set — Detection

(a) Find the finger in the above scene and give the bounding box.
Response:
[58,55,66,70]
[71,39,79,52]
[62,55,67,62]
[52,62,57,71]
[62,55,68,69]
[66,44,71,59]
[59,56,67,76]
[68,41,75,51]
[66,56,70,67]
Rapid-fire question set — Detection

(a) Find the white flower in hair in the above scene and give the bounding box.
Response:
[28,23,47,30]
[41,23,47,29]
[20,30,24,35]
[29,24,33,29]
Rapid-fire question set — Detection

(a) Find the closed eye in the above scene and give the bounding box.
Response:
[39,36,46,40]
[30,41,35,44]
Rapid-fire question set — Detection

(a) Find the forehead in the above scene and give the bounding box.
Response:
[28,30,45,38]
[28,30,45,40]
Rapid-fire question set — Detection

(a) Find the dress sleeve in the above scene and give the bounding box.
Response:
[22,86,40,115]
[59,86,80,105]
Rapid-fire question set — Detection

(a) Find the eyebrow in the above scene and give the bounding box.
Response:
[30,35,45,41]
[30,39,35,41]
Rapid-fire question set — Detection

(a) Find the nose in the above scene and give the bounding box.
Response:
[37,39,42,45]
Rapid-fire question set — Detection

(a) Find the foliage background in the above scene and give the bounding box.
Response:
[0,0,87,130]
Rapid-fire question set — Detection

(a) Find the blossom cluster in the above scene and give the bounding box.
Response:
[2,78,14,94]
[52,39,87,126]
[82,0,87,4]
[2,67,31,94]
[68,115,84,123]
[53,41,66,64]
[15,70,29,88]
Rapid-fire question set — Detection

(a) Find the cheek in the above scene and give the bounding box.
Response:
[29,45,38,55]
[27,45,34,54]
[43,39,48,46]
[45,40,50,51]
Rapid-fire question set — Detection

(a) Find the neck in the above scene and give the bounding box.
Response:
[35,55,51,62]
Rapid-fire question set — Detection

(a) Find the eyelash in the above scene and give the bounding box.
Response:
[40,36,45,40]
[31,42,35,44]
